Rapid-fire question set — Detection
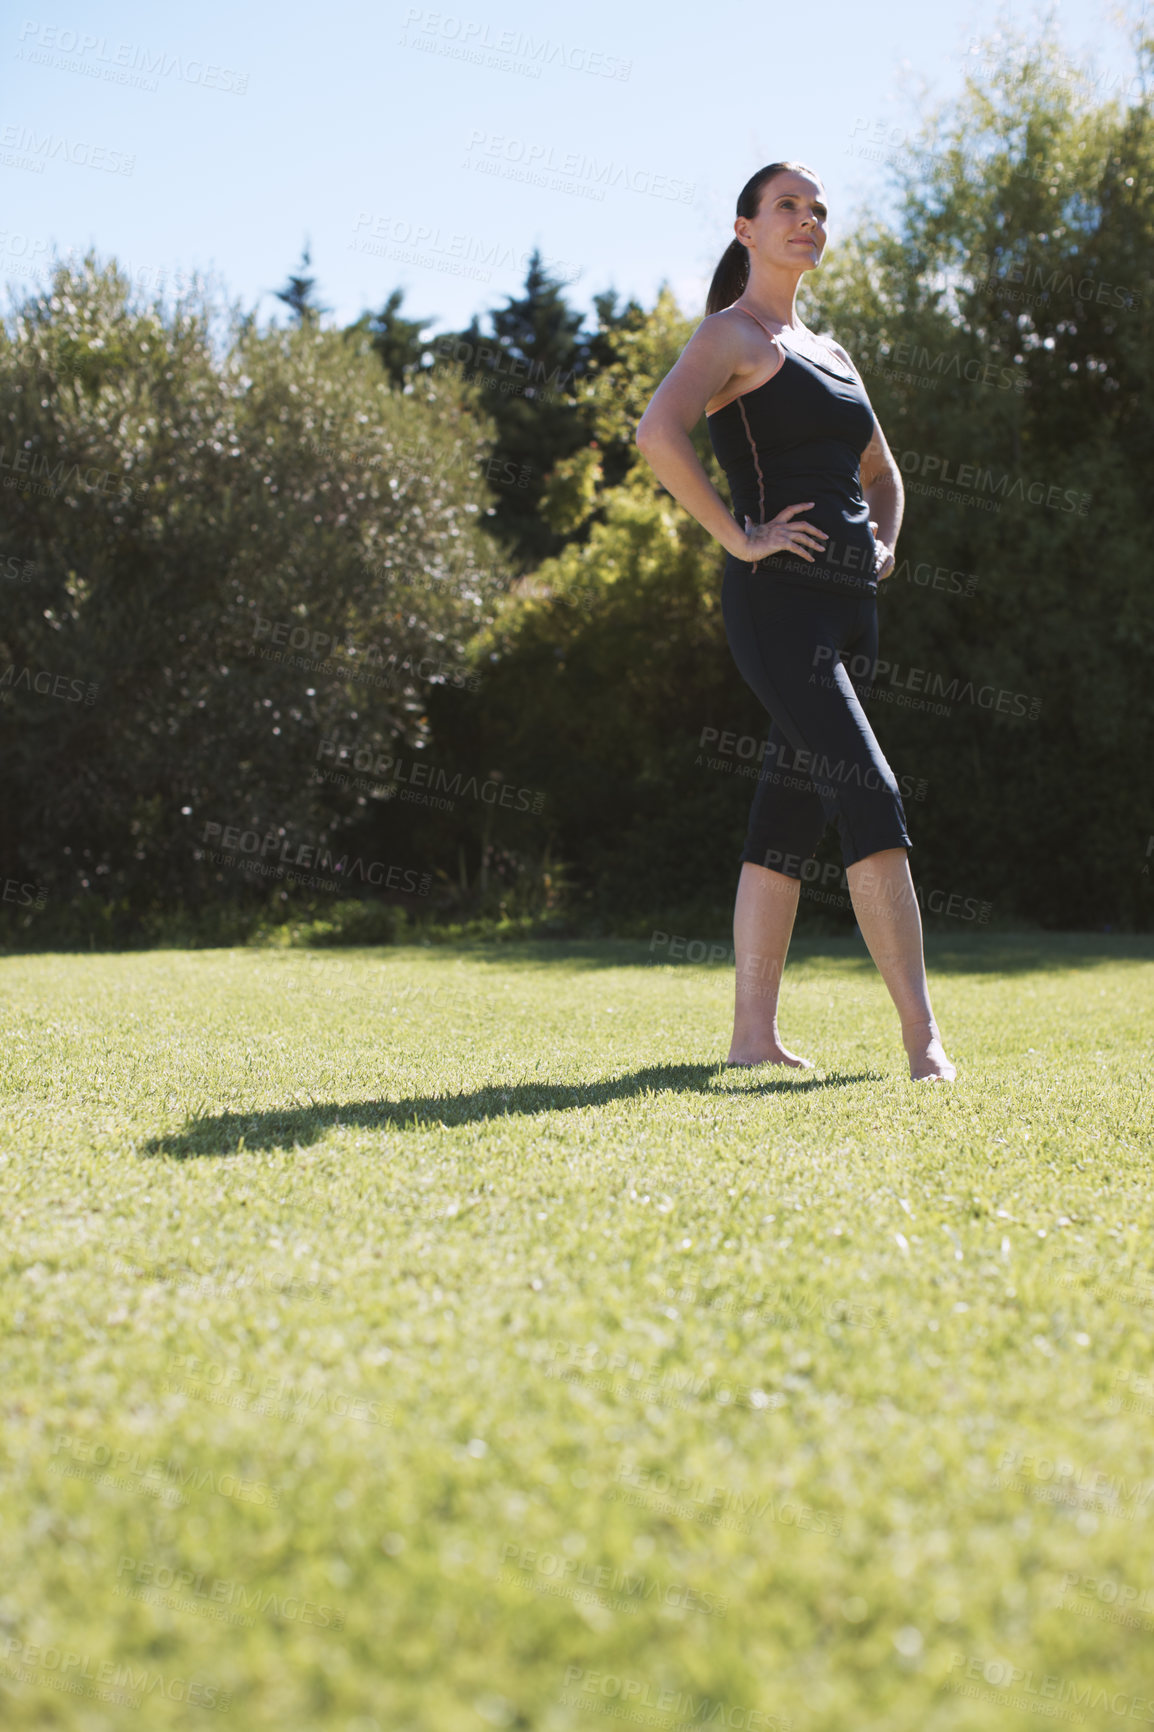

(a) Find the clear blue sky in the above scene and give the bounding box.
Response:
[1,0,1141,338]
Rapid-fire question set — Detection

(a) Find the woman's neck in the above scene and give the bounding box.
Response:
[736,273,803,330]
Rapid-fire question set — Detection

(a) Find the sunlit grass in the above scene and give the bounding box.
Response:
[1,934,1152,1731]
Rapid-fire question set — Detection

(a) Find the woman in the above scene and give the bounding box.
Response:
[635,160,955,1082]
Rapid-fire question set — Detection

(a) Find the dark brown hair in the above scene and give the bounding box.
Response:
[705,161,823,315]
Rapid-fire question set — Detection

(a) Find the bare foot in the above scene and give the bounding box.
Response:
[903,1019,956,1082]
[726,1042,814,1069]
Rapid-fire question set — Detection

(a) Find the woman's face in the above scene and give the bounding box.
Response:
[737,172,827,271]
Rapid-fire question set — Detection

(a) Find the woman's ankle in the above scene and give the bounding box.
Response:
[901,1016,943,1050]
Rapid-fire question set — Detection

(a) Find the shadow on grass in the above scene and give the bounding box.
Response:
[10,932,1150,975]
[427,935,1154,975]
[918,933,1154,973]
[143,1063,880,1159]
[247,932,1154,978]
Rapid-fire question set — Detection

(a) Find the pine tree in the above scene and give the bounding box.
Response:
[430,251,597,566]
[354,287,436,388]
[272,242,329,326]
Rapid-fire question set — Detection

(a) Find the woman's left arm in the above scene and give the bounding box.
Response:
[859,417,903,580]
[828,338,903,581]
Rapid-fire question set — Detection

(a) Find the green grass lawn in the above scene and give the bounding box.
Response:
[2,933,1153,1732]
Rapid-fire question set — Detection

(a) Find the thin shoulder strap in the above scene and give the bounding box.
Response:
[733,305,850,375]
[731,303,777,339]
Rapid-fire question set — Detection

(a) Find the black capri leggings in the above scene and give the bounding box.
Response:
[721,558,911,877]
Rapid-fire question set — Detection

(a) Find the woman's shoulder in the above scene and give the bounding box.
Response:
[698,303,787,360]
[700,303,765,333]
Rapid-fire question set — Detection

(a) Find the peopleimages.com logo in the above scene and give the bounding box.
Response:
[857,337,1028,394]
[0,121,134,174]
[316,739,545,813]
[463,129,694,203]
[245,611,479,691]
[756,851,992,923]
[163,1352,390,1425]
[968,249,1143,310]
[0,664,98,705]
[992,1446,1154,1522]
[695,724,930,798]
[897,448,1091,514]
[431,332,579,394]
[497,1543,729,1616]
[16,21,249,93]
[1,875,48,908]
[0,443,138,499]
[1059,1571,1154,1632]
[1,552,37,583]
[610,1462,843,1536]
[115,1557,344,1630]
[350,212,579,287]
[400,9,632,80]
[811,646,1041,719]
[198,820,431,896]
[560,1666,792,1729]
[945,1649,1154,1724]
[1,1638,230,1712]
[50,1433,281,1508]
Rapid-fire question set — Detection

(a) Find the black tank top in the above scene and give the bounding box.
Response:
[706,304,878,595]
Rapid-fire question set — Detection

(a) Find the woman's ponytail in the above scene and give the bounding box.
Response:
[705,238,749,317]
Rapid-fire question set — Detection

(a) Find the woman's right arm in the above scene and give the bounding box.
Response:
[634,316,755,559]
[634,316,827,567]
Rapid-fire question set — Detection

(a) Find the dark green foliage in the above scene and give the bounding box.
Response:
[426,253,645,568]
[354,287,437,390]
[799,35,1154,928]
[0,255,508,936]
[272,242,329,326]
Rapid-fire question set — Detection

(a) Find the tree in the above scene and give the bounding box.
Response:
[0,255,510,935]
[427,251,596,567]
[801,21,1154,926]
[352,287,437,389]
[272,241,329,326]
